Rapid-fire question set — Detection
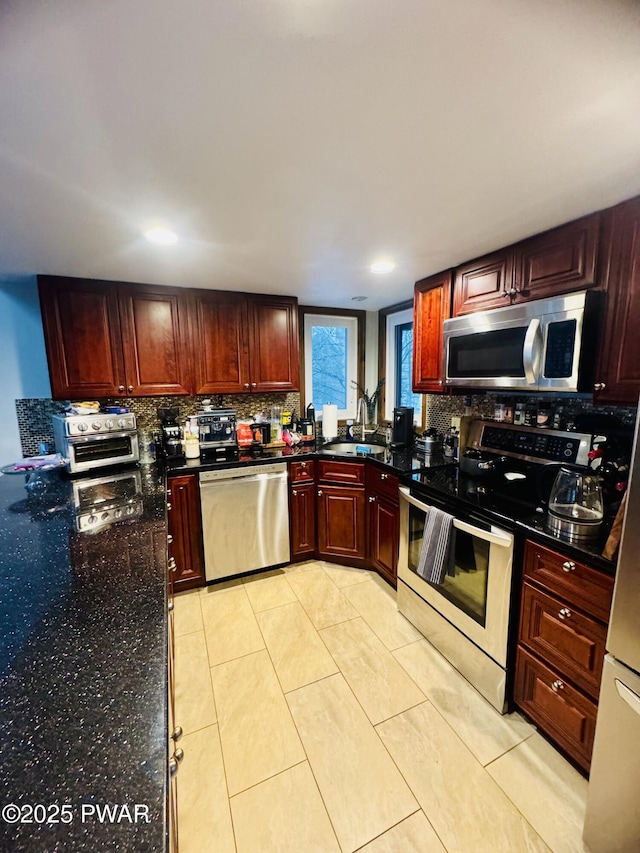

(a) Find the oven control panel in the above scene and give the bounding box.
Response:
[475,423,591,466]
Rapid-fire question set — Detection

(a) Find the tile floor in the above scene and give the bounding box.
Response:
[173,560,590,853]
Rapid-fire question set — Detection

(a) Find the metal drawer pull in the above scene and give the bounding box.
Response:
[171,726,183,742]
[368,496,376,503]
[169,748,184,776]
[167,534,173,545]
[167,600,174,612]
[558,607,572,620]
[167,502,172,511]
[317,489,323,496]
[380,473,388,480]
[551,680,565,692]
[562,560,576,572]
[168,557,177,573]
[292,489,298,496]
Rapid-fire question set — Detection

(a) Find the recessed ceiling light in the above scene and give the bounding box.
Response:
[144,227,178,245]
[370,260,396,274]
[351,296,368,302]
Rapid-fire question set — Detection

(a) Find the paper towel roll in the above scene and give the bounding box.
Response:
[322,404,338,439]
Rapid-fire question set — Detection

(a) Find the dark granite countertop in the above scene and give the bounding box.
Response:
[0,463,168,853]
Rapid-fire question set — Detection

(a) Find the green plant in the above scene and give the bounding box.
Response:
[351,378,385,423]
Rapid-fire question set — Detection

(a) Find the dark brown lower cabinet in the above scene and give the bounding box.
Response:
[514,539,614,773]
[167,474,205,592]
[289,483,316,561]
[368,495,399,586]
[317,485,366,564]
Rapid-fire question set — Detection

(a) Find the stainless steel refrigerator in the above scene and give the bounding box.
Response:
[583,403,640,852]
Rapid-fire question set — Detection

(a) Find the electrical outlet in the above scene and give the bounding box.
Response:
[450,416,461,431]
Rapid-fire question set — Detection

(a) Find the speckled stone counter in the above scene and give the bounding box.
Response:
[0,463,168,853]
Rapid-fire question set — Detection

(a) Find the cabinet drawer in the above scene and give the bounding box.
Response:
[515,646,597,772]
[523,540,614,623]
[366,465,399,503]
[289,459,315,484]
[520,582,607,698]
[317,460,365,486]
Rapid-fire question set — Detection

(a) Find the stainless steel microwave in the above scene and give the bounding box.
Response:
[442,291,602,392]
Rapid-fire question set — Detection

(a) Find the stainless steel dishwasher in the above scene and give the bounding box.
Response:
[199,462,290,582]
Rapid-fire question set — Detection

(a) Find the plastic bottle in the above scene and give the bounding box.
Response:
[346,420,355,441]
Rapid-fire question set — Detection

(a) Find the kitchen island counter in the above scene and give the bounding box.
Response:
[0,464,168,853]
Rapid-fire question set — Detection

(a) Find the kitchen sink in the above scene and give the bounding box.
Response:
[320,441,387,457]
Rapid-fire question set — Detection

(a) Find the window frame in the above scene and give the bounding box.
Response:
[300,306,365,422]
[378,300,423,425]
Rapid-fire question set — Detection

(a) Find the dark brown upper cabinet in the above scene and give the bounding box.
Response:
[192,291,299,395]
[412,270,452,393]
[452,212,600,316]
[595,198,640,404]
[38,276,191,399]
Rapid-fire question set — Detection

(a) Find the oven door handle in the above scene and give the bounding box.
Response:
[399,486,513,548]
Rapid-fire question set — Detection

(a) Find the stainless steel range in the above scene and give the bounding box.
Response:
[398,419,597,713]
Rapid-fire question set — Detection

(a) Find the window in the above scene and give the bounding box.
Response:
[303,311,361,420]
[384,307,422,422]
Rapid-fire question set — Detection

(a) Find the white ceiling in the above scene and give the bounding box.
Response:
[1,0,640,311]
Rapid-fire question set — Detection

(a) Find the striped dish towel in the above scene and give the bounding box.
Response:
[416,506,455,585]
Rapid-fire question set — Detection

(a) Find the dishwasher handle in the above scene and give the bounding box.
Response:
[200,463,288,486]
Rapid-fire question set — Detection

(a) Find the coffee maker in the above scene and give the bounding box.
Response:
[157,407,185,460]
[391,407,414,448]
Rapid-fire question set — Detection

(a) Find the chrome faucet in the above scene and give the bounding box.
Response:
[356,397,375,441]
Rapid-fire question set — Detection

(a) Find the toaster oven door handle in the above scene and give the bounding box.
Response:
[68,431,135,444]
[399,486,513,548]
[522,318,541,386]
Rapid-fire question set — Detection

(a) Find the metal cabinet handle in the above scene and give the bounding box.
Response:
[562,560,576,573]
[118,385,125,393]
[169,748,184,776]
[551,680,565,692]
[594,382,606,392]
[167,534,173,544]
[368,496,376,503]
[251,382,257,388]
[244,383,250,389]
[167,599,174,612]
[127,385,134,393]
[380,473,388,480]
[168,557,177,573]
[171,726,183,742]
[301,462,307,468]
[167,502,172,511]
[317,489,323,497]
[558,607,572,620]
[292,489,298,496]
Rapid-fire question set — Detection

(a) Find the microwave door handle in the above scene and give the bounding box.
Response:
[523,318,541,385]
[399,487,512,548]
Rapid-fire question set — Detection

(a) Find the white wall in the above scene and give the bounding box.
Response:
[0,276,51,464]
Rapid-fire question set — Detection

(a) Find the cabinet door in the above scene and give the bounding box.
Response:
[514,213,600,301]
[290,483,316,561]
[412,270,452,392]
[515,646,597,772]
[595,197,640,403]
[368,494,399,586]
[453,251,513,316]
[168,475,205,592]
[38,275,125,399]
[119,284,193,396]
[317,485,366,563]
[192,290,251,394]
[248,296,300,392]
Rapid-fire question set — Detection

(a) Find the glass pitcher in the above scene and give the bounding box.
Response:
[547,466,604,541]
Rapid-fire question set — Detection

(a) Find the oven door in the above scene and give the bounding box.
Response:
[66,432,139,473]
[398,486,514,667]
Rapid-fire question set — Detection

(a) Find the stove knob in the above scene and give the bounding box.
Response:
[105,419,114,429]
[101,511,110,521]
[126,506,135,516]
[88,514,97,525]
[92,421,103,431]
[115,508,123,518]
[77,422,88,432]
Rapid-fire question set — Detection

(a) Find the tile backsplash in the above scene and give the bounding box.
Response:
[14,391,636,458]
